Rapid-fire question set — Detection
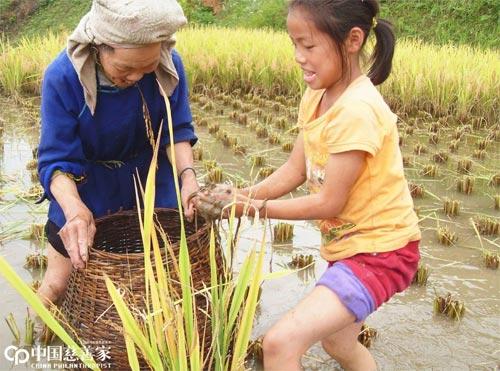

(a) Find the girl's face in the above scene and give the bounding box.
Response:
[287,8,344,92]
[98,43,161,88]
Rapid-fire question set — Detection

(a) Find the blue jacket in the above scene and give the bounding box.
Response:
[38,49,197,227]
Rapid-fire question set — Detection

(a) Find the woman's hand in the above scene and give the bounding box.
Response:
[59,202,95,270]
[180,169,199,222]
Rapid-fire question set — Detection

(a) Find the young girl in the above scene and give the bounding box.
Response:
[196,0,420,369]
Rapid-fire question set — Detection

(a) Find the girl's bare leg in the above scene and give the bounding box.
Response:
[263,285,362,371]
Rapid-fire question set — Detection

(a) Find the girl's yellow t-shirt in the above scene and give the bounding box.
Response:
[298,75,421,262]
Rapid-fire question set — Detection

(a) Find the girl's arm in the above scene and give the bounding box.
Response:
[246,150,365,220]
[240,135,307,200]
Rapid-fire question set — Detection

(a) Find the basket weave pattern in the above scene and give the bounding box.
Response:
[60,208,221,370]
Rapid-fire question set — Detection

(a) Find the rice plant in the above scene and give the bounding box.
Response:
[456,176,474,194]
[443,198,460,217]
[434,293,465,320]
[437,226,457,246]
[358,324,377,348]
[412,264,430,286]
[273,222,294,243]
[483,251,499,270]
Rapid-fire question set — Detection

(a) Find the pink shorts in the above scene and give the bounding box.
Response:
[316,240,420,321]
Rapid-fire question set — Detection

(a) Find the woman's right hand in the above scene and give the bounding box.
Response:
[59,202,96,270]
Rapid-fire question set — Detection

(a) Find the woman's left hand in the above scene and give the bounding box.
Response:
[180,170,199,222]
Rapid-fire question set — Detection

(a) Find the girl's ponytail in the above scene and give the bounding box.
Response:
[368,18,395,85]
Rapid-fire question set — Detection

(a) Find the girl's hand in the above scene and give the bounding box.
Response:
[59,202,95,270]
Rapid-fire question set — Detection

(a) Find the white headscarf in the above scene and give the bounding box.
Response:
[67,0,187,115]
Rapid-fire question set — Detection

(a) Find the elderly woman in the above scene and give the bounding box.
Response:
[36,0,198,307]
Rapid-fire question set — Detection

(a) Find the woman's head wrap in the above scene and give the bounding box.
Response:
[67,0,187,115]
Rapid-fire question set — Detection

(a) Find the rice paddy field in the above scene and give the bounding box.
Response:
[0,27,499,370]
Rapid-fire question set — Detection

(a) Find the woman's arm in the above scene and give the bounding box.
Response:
[166,141,199,220]
[50,173,95,269]
[240,135,307,200]
[242,150,366,220]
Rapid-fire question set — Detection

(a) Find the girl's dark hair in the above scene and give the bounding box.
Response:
[289,0,395,85]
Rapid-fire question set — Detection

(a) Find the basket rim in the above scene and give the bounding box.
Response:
[90,207,210,256]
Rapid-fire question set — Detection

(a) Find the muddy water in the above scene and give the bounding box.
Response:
[0,95,498,370]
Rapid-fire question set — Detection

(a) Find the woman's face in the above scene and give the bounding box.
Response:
[98,42,162,88]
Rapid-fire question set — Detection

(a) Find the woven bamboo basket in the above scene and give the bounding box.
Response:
[60,208,222,370]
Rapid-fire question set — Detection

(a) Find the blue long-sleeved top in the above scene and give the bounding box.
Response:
[38,49,197,228]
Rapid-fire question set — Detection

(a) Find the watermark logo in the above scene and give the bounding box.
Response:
[4,342,112,369]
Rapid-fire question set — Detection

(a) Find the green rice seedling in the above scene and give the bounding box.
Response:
[246,336,263,363]
[232,144,247,155]
[443,198,460,216]
[26,159,37,170]
[197,118,208,127]
[275,116,288,130]
[232,99,243,109]
[207,167,224,183]
[408,182,424,198]
[489,173,500,187]
[202,101,215,111]
[402,155,414,167]
[5,313,20,343]
[248,120,258,130]
[29,223,45,241]
[472,216,499,236]
[457,159,472,174]
[428,133,439,145]
[420,164,438,178]
[457,176,474,194]
[203,159,218,171]
[208,122,220,134]
[471,116,487,130]
[289,254,314,269]
[358,324,377,348]
[0,257,100,369]
[282,142,294,152]
[193,147,203,161]
[258,166,275,178]
[413,143,427,155]
[487,128,499,141]
[434,293,465,320]
[495,195,499,210]
[268,132,281,145]
[39,323,57,345]
[25,311,35,346]
[250,155,266,167]
[273,222,294,243]
[473,149,486,160]
[433,151,448,163]
[263,114,273,125]
[437,226,457,246]
[25,252,47,270]
[477,138,491,150]
[237,113,248,125]
[453,128,464,140]
[255,125,269,138]
[483,251,499,269]
[411,264,430,286]
[428,122,439,133]
[448,139,460,153]
[30,170,39,183]
[399,134,407,146]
